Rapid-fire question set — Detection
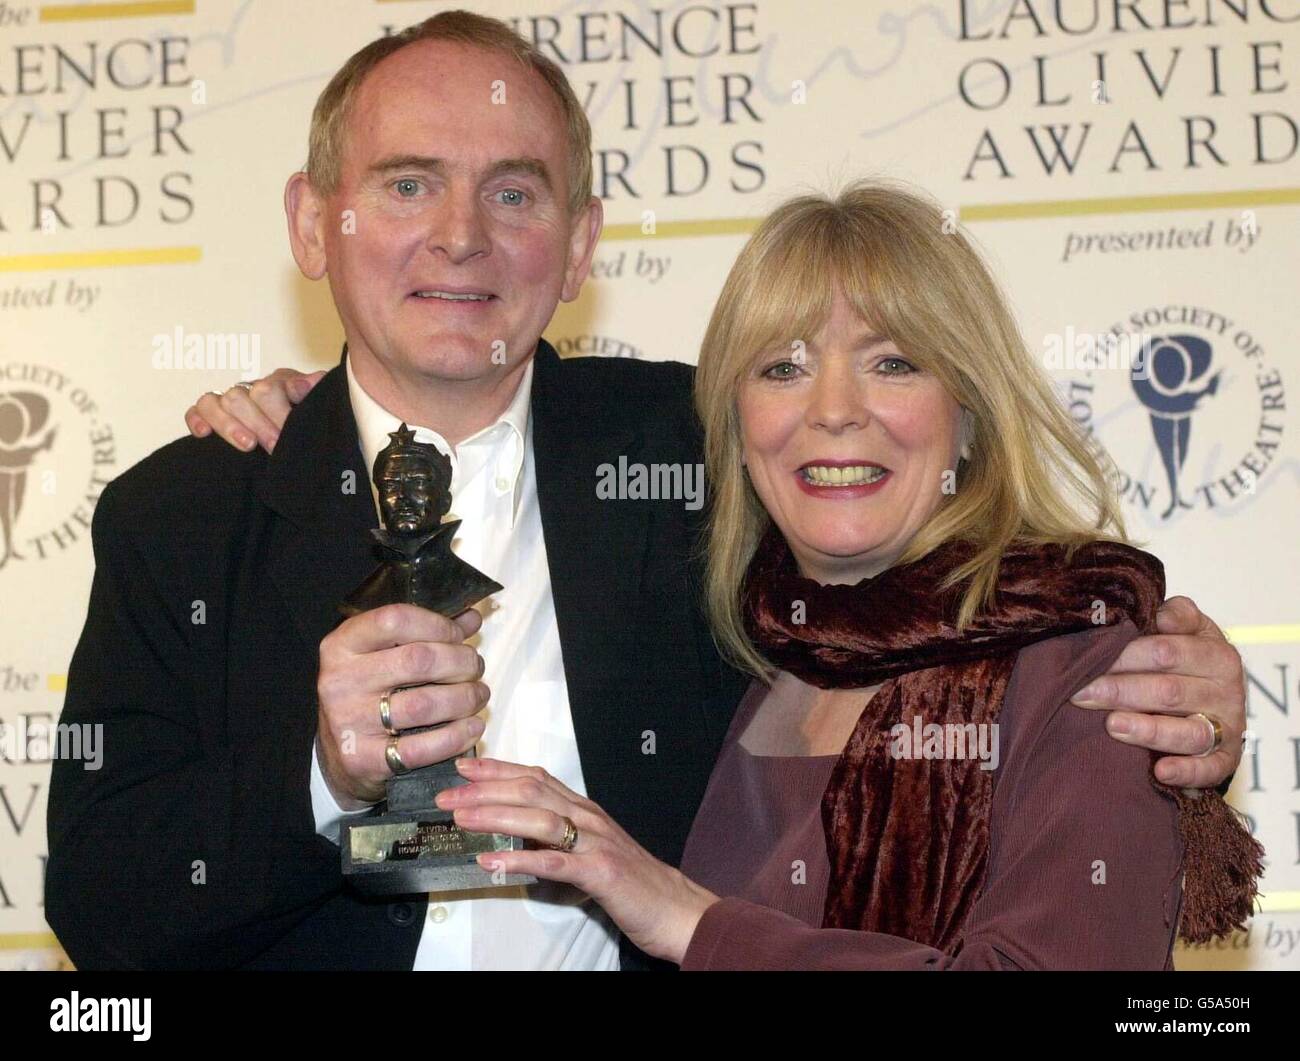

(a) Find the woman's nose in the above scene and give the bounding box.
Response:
[806,366,870,433]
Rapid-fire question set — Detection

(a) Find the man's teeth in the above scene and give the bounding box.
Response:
[802,465,888,485]
[414,291,492,301]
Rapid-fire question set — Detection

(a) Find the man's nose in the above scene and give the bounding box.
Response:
[425,186,490,264]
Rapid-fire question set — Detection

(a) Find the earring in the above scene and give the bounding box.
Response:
[959,410,973,462]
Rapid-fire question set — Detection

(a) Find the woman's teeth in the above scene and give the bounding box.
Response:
[801,465,888,486]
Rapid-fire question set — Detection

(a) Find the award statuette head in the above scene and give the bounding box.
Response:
[339,423,530,895]
[374,424,452,536]
[340,425,503,621]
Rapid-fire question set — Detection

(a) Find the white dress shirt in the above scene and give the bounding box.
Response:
[308,354,621,970]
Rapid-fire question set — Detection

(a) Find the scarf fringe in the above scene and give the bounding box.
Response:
[1160,781,1264,944]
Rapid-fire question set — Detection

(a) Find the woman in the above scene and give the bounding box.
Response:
[427,181,1261,968]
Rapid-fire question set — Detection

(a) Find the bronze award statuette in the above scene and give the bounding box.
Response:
[338,423,534,895]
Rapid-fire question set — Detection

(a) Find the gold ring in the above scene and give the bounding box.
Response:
[1191,712,1223,757]
[549,816,578,853]
[385,736,409,776]
[379,688,399,736]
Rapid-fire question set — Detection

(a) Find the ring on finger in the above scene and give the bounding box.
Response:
[385,736,410,776]
[547,816,578,853]
[1191,711,1223,757]
[378,688,399,736]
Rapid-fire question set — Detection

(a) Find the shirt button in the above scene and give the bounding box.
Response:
[428,905,449,924]
[387,901,416,927]
[494,477,509,492]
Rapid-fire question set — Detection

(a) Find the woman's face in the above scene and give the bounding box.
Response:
[737,291,965,585]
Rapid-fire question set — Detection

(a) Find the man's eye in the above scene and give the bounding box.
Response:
[394,179,422,197]
[496,188,527,206]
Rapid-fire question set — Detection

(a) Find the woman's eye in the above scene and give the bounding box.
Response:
[878,356,915,375]
[761,361,800,380]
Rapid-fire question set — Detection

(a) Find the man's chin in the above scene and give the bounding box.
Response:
[395,335,511,381]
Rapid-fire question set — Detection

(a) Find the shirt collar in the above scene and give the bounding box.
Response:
[346,353,532,526]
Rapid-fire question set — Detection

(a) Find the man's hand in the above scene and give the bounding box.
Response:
[316,603,490,808]
[184,368,323,453]
[1071,596,1245,789]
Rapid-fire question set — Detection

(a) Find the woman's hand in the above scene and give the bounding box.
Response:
[437,757,719,964]
[184,368,325,453]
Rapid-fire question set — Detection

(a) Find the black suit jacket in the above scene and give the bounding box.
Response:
[46,341,749,970]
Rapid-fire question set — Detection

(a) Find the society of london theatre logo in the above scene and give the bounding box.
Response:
[1064,305,1284,521]
[0,365,116,571]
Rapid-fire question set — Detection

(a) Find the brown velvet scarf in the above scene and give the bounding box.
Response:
[742,526,1262,950]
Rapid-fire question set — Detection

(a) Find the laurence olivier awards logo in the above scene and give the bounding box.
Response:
[1065,306,1285,521]
[0,365,115,571]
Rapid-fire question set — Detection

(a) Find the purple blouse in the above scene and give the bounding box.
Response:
[679,622,1184,970]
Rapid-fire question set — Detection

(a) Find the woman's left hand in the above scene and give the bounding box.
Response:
[436,757,719,964]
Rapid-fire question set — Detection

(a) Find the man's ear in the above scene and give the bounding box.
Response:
[560,197,604,304]
[285,172,328,281]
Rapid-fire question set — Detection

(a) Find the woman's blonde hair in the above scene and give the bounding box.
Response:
[695,179,1126,678]
[305,10,593,218]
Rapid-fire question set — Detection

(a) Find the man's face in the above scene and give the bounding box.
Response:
[377,452,447,535]
[317,40,589,386]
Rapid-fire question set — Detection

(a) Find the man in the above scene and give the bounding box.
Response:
[48,12,1246,971]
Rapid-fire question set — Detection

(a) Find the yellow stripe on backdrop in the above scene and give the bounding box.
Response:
[39,0,194,21]
[1225,625,1300,647]
[960,188,1300,223]
[0,248,203,272]
[0,933,61,951]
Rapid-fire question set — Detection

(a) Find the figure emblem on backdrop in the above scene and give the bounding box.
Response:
[0,391,57,570]
[1129,335,1220,519]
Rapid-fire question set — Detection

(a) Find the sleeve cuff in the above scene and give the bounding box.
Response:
[310,737,375,844]
[680,897,801,971]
